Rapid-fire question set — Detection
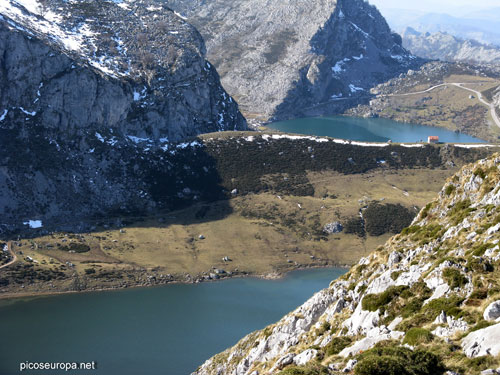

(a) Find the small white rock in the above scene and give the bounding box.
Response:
[484,301,500,322]
[343,359,358,373]
[293,349,317,366]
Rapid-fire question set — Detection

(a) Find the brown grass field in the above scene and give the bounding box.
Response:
[0,167,454,298]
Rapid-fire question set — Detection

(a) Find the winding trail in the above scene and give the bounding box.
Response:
[382,82,500,129]
[0,241,17,270]
[451,83,500,129]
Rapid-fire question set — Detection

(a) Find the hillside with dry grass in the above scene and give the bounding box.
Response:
[194,153,500,375]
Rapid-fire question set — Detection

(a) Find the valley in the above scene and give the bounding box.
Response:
[2,1,500,375]
[348,63,500,142]
[0,167,447,298]
[0,132,497,298]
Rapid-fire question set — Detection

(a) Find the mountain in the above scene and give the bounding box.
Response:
[402,28,500,66]
[194,153,500,375]
[0,0,246,142]
[381,9,500,47]
[0,0,246,227]
[163,0,422,121]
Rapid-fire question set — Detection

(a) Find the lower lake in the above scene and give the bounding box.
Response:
[267,116,487,143]
[0,267,345,375]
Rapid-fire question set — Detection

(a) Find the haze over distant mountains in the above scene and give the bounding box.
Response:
[402,28,500,65]
[379,7,500,47]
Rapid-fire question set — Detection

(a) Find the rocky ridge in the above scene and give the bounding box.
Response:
[1,129,495,236]
[0,0,248,228]
[402,28,500,66]
[194,154,500,375]
[164,0,422,120]
[0,0,245,142]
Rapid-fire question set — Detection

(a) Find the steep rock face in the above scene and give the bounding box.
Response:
[164,0,422,120]
[0,0,246,142]
[194,154,500,375]
[0,0,247,228]
[402,27,500,65]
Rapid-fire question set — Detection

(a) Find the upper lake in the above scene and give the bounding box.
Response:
[0,267,345,375]
[267,116,487,143]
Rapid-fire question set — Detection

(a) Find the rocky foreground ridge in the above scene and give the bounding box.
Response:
[165,0,422,120]
[194,154,500,375]
[0,0,245,142]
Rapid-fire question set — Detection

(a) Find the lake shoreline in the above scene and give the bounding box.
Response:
[266,115,488,144]
[0,263,349,301]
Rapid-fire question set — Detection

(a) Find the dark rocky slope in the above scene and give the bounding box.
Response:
[0,0,247,229]
[0,0,246,141]
[164,0,423,121]
[1,127,496,234]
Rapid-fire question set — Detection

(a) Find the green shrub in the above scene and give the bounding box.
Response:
[355,355,407,375]
[471,243,495,257]
[469,319,494,332]
[325,336,352,356]
[403,224,445,244]
[363,203,416,236]
[362,286,409,312]
[355,345,444,375]
[466,289,488,306]
[401,225,420,236]
[398,296,464,331]
[391,271,403,281]
[401,298,425,318]
[420,202,433,219]
[424,296,464,319]
[447,199,475,225]
[403,328,433,346]
[278,364,328,375]
[318,321,331,335]
[473,167,486,179]
[462,355,499,373]
[445,185,456,196]
[344,217,366,237]
[60,243,90,253]
[442,268,468,289]
[84,268,96,275]
[467,257,494,273]
[358,284,368,295]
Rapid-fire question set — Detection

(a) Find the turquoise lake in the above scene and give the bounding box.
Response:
[0,268,345,375]
[267,116,487,143]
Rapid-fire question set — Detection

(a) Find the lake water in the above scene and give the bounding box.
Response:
[267,116,487,143]
[0,268,345,375]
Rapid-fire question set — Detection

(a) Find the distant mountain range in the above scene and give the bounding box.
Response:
[402,28,500,65]
[381,8,500,47]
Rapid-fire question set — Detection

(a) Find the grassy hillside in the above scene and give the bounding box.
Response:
[348,62,500,142]
[193,152,500,375]
[0,133,497,297]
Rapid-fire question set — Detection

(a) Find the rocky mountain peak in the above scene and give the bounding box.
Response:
[401,27,500,65]
[194,153,500,374]
[164,0,422,121]
[0,0,246,143]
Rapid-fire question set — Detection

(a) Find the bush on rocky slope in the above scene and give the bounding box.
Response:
[193,154,500,375]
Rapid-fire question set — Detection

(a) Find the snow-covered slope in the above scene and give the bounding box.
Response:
[0,0,246,142]
[0,0,248,229]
